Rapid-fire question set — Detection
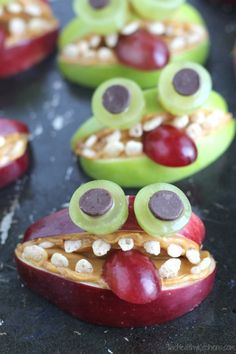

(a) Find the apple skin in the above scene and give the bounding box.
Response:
[0,118,29,189]
[71,89,236,187]
[16,256,215,327]
[0,152,29,189]
[0,28,59,78]
[58,4,209,89]
[15,196,214,327]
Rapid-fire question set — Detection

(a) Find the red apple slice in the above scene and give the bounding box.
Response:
[0,29,59,78]
[0,118,30,189]
[15,194,214,327]
[15,254,215,327]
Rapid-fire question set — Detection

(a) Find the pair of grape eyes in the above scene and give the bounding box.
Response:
[103,69,200,114]
[69,181,191,237]
[74,0,186,31]
[92,64,212,130]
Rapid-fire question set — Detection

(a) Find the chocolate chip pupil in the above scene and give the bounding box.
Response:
[89,0,110,10]
[102,85,131,114]
[79,188,113,217]
[148,190,184,221]
[172,68,200,96]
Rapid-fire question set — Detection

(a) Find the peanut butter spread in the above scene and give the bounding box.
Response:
[15,231,215,290]
[0,0,58,47]
[75,109,232,160]
[61,20,208,65]
[0,133,28,168]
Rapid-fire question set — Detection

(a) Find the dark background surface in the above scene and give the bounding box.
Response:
[0,1,236,353]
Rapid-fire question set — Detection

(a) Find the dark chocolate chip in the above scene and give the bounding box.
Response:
[102,85,131,114]
[89,0,110,10]
[148,190,184,221]
[172,68,200,96]
[79,188,113,217]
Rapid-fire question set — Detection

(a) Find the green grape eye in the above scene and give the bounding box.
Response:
[92,78,145,129]
[130,0,185,21]
[69,180,128,235]
[158,62,212,116]
[134,183,191,237]
[73,0,127,34]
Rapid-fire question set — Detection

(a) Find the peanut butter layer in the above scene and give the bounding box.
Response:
[15,231,215,289]
[0,133,28,168]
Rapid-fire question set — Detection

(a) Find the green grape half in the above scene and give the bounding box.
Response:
[92,78,145,130]
[158,62,212,116]
[130,0,185,21]
[73,0,128,35]
[69,180,128,235]
[134,183,191,237]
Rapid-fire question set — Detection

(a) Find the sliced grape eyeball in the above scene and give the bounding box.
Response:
[158,62,212,116]
[73,0,128,34]
[134,183,191,237]
[69,180,128,235]
[92,78,145,129]
[130,0,185,20]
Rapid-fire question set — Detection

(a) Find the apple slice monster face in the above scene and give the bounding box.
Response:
[58,0,209,88]
[71,63,235,187]
[15,181,216,327]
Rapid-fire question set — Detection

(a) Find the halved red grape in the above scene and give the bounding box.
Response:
[115,29,170,71]
[143,125,197,167]
[103,249,161,304]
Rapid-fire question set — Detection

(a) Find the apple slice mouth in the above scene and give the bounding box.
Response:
[15,230,215,300]
[60,20,207,67]
[0,0,59,48]
[0,132,28,168]
[74,109,232,161]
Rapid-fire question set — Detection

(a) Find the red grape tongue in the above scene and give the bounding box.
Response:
[103,250,161,304]
[115,29,170,71]
[143,125,198,167]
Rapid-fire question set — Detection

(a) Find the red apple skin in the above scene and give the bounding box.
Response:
[0,29,59,78]
[16,195,215,327]
[16,256,215,327]
[0,118,30,189]
[0,152,29,189]
[0,118,29,136]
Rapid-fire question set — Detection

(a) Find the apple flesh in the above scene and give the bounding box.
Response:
[16,196,214,327]
[0,118,29,189]
[0,29,59,78]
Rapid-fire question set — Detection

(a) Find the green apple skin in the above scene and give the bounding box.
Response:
[58,4,209,89]
[71,90,235,188]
